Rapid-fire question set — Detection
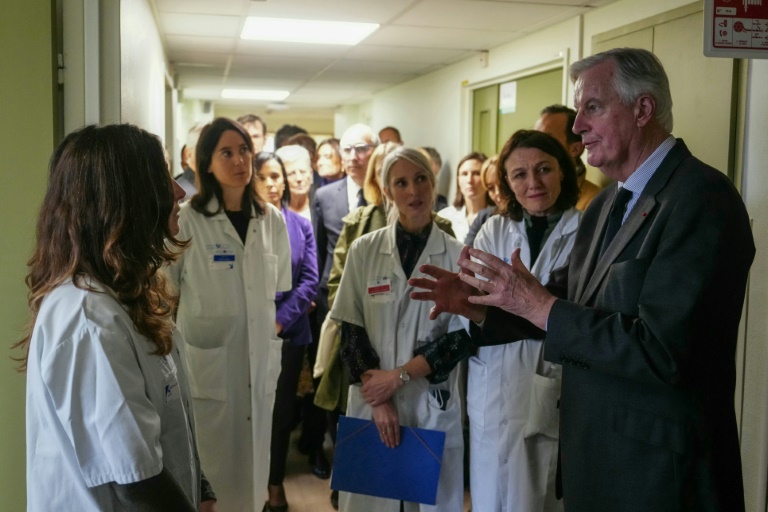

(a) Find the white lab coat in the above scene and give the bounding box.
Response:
[165,199,291,512]
[25,279,200,511]
[436,205,469,244]
[331,222,466,512]
[468,209,580,512]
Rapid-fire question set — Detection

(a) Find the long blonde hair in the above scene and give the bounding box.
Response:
[363,141,402,206]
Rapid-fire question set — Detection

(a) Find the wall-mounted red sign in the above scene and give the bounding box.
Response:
[704,0,768,57]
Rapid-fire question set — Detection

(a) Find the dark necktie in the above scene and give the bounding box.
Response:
[598,187,633,258]
[356,188,367,208]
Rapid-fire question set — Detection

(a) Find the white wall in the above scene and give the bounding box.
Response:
[739,58,768,511]
[120,0,168,139]
[352,0,694,201]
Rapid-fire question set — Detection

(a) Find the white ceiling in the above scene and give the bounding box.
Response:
[153,0,616,114]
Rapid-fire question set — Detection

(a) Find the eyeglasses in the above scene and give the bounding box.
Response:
[341,143,376,156]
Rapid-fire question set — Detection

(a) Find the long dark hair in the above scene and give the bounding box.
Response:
[498,129,579,221]
[15,124,187,369]
[191,117,265,217]
[254,151,291,206]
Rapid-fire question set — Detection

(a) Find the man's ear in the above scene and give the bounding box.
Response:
[635,94,656,128]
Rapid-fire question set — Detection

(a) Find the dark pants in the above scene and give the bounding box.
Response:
[299,306,329,452]
[268,340,306,486]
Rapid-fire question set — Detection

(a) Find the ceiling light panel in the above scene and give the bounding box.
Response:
[396,0,567,32]
[160,12,241,37]
[221,89,291,101]
[241,17,379,45]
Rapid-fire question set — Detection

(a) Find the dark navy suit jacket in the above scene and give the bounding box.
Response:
[484,140,753,512]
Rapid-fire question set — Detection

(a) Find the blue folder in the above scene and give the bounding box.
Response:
[330,416,446,505]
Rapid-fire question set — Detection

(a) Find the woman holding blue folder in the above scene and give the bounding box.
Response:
[330,147,470,512]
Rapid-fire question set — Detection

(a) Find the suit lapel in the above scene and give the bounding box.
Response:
[576,139,691,305]
[579,195,657,303]
[335,178,349,221]
[574,196,613,302]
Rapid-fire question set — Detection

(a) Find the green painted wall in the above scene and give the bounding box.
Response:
[472,84,499,156]
[496,68,563,152]
[0,0,55,508]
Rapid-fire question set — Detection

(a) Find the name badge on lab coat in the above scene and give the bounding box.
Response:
[367,276,395,303]
[208,244,236,270]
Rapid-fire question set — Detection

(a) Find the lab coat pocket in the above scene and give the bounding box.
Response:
[467,355,487,429]
[523,373,560,439]
[184,345,228,401]
[263,254,278,299]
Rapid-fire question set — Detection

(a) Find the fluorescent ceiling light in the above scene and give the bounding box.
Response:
[221,89,290,101]
[241,17,379,45]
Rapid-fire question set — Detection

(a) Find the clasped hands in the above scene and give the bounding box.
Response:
[409,245,556,330]
[361,369,403,448]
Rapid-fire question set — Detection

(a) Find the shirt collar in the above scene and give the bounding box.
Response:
[620,135,676,195]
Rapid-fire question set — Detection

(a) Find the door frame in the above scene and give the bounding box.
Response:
[460,50,570,159]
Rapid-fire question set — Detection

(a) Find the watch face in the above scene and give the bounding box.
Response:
[400,368,410,383]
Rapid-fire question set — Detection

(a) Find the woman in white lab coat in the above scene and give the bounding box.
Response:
[468,130,581,512]
[437,151,490,243]
[19,124,217,511]
[331,147,470,512]
[166,118,292,512]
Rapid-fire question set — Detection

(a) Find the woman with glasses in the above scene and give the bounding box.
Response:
[165,118,292,512]
[254,152,319,512]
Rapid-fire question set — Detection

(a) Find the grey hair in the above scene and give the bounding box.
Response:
[275,144,312,170]
[341,123,381,146]
[570,48,673,133]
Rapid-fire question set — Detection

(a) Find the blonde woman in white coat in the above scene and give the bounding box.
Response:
[331,147,470,512]
[166,118,291,512]
[469,130,581,512]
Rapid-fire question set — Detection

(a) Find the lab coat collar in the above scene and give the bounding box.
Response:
[380,221,447,281]
[204,196,260,247]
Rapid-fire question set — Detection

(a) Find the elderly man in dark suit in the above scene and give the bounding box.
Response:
[309,124,377,504]
[313,123,378,322]
[410,48,754,512]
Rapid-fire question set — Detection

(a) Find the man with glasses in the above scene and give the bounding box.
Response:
[313,124,378,322]
[311,124,377,509]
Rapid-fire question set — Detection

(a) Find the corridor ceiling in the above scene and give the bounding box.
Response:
[154,0,617,113]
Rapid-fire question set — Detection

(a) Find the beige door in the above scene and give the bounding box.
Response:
[593,5,736,179]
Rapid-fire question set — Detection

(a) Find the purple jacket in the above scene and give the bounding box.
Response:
[275,207,319,346]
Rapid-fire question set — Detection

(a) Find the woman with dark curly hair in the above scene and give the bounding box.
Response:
[166,118,292,511]
[19,124,218,511]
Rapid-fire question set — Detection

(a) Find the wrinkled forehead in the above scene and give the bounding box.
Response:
[341,126,374,146]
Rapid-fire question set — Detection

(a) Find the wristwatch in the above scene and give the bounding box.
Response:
[397,366,411,385]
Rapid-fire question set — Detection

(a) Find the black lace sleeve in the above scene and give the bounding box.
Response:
[340,321,381,384]
[414,329,474,384]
